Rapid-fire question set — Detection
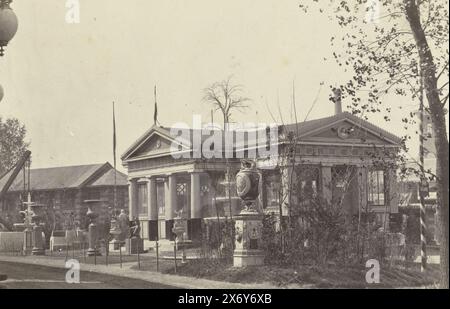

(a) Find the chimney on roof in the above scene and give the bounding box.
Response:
[330,87,342,115]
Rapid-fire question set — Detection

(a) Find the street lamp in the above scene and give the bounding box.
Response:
[0,0,17,283]
[0,0,18,57]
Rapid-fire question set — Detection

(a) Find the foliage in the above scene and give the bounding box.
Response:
[0,117,29,176]
[299,1,448,115]
[299,0,449,288]
[200,218,235,261]
[164,255,440,288]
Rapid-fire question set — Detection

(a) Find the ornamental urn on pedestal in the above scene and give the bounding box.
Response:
[233,160,264,267]
[85,199,102,256]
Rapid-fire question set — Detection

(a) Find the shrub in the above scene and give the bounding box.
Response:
[200,217,235,261]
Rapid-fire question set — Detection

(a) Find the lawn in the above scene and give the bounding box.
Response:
[160,258,441,288]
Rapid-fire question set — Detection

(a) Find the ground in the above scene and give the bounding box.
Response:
[0,261,176,289]
[154,258,441,288]
[0,246,441,289]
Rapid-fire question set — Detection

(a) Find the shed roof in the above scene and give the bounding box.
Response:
[0,162,128,193]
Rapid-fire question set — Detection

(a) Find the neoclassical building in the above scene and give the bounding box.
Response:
[122,102,402,242]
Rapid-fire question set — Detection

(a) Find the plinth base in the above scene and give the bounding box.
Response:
[233,249,264,267]
[112,241,123,250]
[126,237,145,254]
[32,248,45,256]
[87,248,102,256]
[233,208,265,267]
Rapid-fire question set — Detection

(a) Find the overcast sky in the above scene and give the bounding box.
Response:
[0,0,425,171]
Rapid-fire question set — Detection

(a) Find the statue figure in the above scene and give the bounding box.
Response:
[117,209,129,241]
[129,217,141,238]
[174,208,184,219]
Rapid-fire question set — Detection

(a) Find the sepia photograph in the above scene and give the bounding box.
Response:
[0,0,448,297]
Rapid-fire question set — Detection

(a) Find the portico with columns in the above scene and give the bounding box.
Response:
[122,126,243,241]
[122,102,402,241]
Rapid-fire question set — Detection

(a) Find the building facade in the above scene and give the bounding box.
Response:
[122,104,402,242]
[0,162,128,233]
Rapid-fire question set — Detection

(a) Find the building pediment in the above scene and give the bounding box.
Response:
[282,112,402,147]
[300,119,397,146]
[121,126,191,162]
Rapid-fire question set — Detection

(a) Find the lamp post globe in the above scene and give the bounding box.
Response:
[0,0,18,57]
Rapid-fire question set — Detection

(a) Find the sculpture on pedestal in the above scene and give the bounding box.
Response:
[117,209,129,241]
[126,216,144,254]
[109,209,123,250]
[233,160,264,267]
[130,217,141,238]
[64,211,76,249]
[30,203,46,255]
[85,199,102,256]
[17,193,34,254]
[172,209,188,263]
[16,193,46,255]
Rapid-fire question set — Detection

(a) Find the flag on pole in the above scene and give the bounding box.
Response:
[153,85,158,125]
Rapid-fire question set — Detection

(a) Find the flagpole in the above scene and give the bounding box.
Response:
[113,101,117,214]
[154,85,158,126]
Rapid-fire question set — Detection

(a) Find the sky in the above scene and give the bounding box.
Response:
[0,0,431,172]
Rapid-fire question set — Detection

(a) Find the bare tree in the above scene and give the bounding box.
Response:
[203,77,251,220]
[203,77,250,128]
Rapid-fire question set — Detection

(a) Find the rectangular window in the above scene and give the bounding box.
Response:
[368,170,386,206]
[157,181,165,216]
[137,183,148,215]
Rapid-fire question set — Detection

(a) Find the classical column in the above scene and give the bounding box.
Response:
[165,175,177,219]
[356,166,368,213]
[189,172,202,241]
[165,175,177,240]
[190,173,201,218]
[321,165,333,204]
[280,166,292,217]
[387,168,398,214]
[128,179,138,219]
[148,177,157,219]
[148,177,158,240]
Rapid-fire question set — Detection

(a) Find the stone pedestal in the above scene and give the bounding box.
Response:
[87,222,101,256]
[30,204,46,256]
[126,237,144,254]
[31,225,45,255]
[23,227,33,254]
[109,217,122,250]
[172,215,187,261]
[233,209,264,267]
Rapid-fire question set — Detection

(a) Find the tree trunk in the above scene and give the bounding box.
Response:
[405,0,449,288]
